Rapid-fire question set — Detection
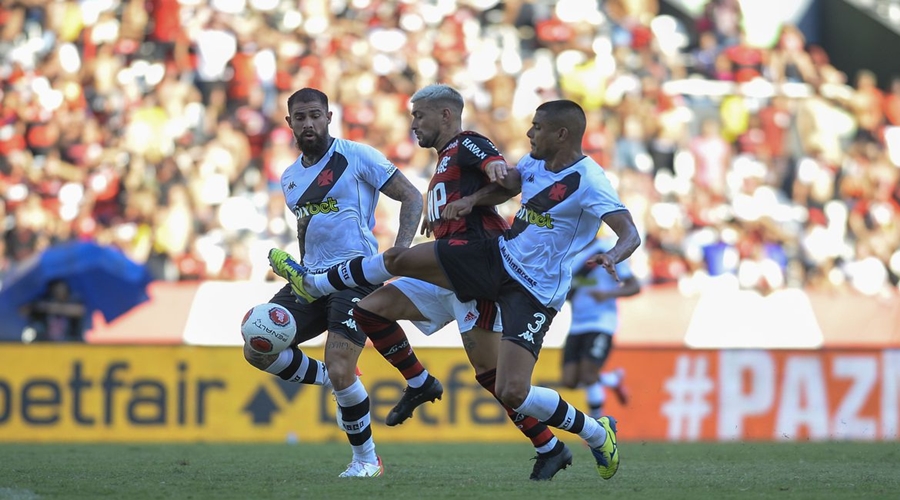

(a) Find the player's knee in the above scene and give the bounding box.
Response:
[356,292,397,321]
[467,351,495,375]
[243,343,275,371]
[469,360,493,374]
[382,247,406,274]
[495,381,529,409]
[325,357,358,391]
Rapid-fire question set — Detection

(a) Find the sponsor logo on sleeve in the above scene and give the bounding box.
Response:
[461,137,487,160]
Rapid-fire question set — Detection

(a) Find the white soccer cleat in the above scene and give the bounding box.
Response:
[338,456,384,477]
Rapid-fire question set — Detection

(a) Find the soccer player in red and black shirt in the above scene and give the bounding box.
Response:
[352,84,573,480]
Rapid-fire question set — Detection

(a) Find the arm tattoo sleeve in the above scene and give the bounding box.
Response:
[394,199,421,248]
[380,174,424,248]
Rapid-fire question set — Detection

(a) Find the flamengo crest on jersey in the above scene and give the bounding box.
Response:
[281,138,398,272]
[498,155,628,310]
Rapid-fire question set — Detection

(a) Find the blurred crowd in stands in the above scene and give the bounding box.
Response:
[1,0,899,298]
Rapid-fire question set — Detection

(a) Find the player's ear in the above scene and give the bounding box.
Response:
[284,115,291,127]
[326,111,333,124]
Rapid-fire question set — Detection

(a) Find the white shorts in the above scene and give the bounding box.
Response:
[389,277,502,335]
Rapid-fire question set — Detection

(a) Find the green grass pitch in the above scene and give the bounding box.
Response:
[1,441,898,499]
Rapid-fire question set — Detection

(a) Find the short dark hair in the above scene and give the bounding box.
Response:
[536,100,586,139]
[287,88,329,112]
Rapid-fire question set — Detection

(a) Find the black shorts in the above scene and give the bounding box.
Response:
[562,332,614,367]
[269,283,380,348]
[435,238,556,358]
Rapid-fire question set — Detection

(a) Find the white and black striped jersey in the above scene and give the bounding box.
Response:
[499,155,628,310]
[280,138,398,272]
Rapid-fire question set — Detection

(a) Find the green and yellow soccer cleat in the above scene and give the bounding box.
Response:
[591,415,619,480]
[267,248,315,304]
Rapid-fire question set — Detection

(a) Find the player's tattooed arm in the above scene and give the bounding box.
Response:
[380,172,425,248]
[295,216,310,263]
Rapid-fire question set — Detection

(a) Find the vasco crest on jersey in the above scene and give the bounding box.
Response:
[508,172,581,237]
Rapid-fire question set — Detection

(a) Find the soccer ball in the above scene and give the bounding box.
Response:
[241,303,296,354]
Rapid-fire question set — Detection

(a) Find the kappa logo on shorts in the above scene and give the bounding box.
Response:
[343,318,358,331]
[517,312,546,344]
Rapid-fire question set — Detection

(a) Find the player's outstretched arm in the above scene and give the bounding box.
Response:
[381,173,425,248]
[590,211,641,281]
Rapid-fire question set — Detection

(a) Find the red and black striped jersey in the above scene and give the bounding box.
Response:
[426,131,510,242]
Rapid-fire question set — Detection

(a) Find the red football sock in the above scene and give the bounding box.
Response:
[475,368,556,451]
[353,305,425,381]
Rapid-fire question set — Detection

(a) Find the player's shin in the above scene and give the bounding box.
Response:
[515,385,608,445]
[476,369,559,454]
[354,305,429,387]
[313,255,393,295]
[334,378,378,465]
